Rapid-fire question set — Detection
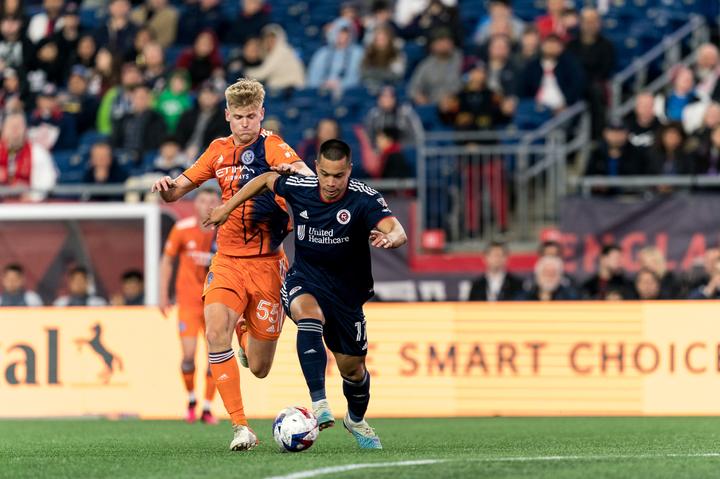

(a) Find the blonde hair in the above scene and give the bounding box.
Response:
[225,78,265,109]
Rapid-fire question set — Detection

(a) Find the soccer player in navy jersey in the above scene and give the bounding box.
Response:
[204,139,407,449]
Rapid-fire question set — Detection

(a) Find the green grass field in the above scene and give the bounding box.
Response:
[2,417,720,478]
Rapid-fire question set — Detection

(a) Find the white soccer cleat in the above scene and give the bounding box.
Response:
[312,399,335,430]
[343,413,382,449]
[229,424,258,451]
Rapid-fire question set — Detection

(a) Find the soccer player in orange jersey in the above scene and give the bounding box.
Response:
[159,188,221,425]
[151,78,314,451]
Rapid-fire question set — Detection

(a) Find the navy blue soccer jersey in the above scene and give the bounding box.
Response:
[273,174,394,307]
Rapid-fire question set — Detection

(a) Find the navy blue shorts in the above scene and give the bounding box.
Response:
[281,269,368,357]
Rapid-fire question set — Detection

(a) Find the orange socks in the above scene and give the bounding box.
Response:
[182,371,194,393]
[208,350,247,426]
[204,369,216,402]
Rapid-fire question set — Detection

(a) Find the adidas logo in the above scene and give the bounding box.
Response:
[300,210,309,219]
[217,373,230,381]
[303,349,317,354]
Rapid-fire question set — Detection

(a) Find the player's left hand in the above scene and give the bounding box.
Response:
[203,205,231,228]
[370,229,396,249]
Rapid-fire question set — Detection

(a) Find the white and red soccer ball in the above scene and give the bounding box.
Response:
[272,406,319,452]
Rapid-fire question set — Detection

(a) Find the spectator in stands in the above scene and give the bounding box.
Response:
[72,34,98,71]
[329,1,363,41]
[307,19,364,96]
[61,65,99,136]
[685,246,720,293]
[297,118,339,171]
[94,0,137,58]
[28,83,78,151]
[568,7,615,138]
[225,37,263,82]
[693,125,720,175]
[536,238,579,290]
[140,41,168,93]
[516,33,585,114]
[638,246,681,299]
[178,0,223,44]
[96,62,142,135]
[626,92,661,154]
[55,3,82,74]
[582,244,632,300]
[89,47,117,99]
[654,66,702,124]
[535,0,571,42]
[364,85,420,146]
[360,23,406,88]
[512,27,539,73]
[28,37,65,89]
[150,136,189,177]
[82,141,128,201]
[358,126,412,179]
[468,240,523,301]
[125,26,154,64]
[0,263,43,307]
[485,34,517,103]
[585,119,646,178]
[112,83,167,164]
[523,255,578,301]
[53,266,107,306]
[694,43,720,101]
[362,0,399,45]
[155,69,192,134]
[0,14,32,72]
[402,0,462,47]
[27,0,64,44]
[176,30,223,90]
[689,256,720,299]
[225,0,271,46]
[0,68,24,113]
[393,0,456,29]
[111,269,144,305]
[244,24,306,91]
[131,0,178,49]
[633,268,664,300]
[408,27,462,105]
[1,0,26,21]
[472,0,525,47]
[453,60,504,132]
[646,122,693,176]
[0,112,57,201]
[176,79,227,160]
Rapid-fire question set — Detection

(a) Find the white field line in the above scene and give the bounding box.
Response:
[265,453,720,479]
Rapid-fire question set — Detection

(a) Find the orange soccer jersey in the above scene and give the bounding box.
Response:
[164,216,215,309]
[182,129,301,257]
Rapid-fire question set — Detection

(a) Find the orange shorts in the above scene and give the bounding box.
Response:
[203,252,288,341]
[178,303,205,338]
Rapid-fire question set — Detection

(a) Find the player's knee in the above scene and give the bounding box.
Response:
[181,359,195,373]
[205,327,231,348]
[340,362,366,382]
[249,362,271,378]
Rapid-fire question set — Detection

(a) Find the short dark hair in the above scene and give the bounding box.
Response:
[122,270,143,282]
[601,244,621,256]
[318,139,351,163]
[538,240,561,255]
[3,263,23,274]
[69,265,88,277]
[485,240,508,254]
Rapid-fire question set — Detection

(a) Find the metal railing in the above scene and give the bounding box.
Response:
[416,102,592,249]
[577,175,720,196]
[610,14,709,118]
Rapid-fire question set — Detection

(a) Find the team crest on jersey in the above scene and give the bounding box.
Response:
[337,209,351,225]
[241,150,255,165]
[297,224,306,240]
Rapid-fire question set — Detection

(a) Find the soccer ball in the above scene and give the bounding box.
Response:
[272,406,319,452]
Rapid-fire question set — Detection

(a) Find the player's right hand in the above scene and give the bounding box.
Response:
[151,176,177,193]
[159,298,172,318]
[271,163,300,175]
[203,205,231,228]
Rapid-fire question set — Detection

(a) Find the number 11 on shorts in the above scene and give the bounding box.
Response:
[355,321,367,342]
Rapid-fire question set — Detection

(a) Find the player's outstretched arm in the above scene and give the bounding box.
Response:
[158,254,174,317]
[370,217,407,249]
[203,172,280,227]
[150,175,196,203]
